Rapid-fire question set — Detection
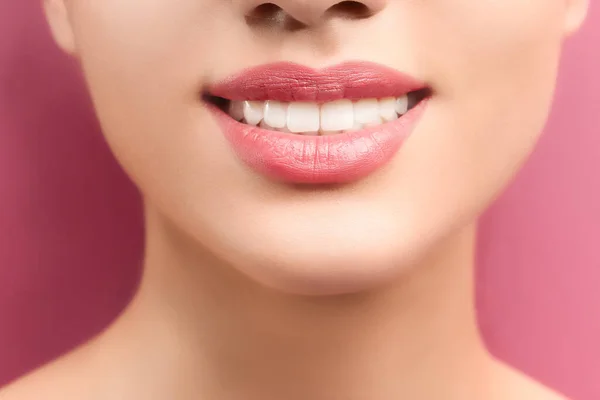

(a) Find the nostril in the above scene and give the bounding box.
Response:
[246,3,308,31]
[245,3,284,24]
[326,1,373,19]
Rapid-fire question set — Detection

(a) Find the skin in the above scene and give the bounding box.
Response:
[0,0,589,399]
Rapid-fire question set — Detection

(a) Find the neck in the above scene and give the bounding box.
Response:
[112,202,492,400]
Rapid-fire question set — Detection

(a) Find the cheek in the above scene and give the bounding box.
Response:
[409,0,565,91]
[68,6,254,235]
[67,2,211,179]
[391,1,567,230]
[69,0,228,115]
[423,0,565,165]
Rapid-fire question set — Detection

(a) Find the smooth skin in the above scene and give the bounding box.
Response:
[0,0,589,399]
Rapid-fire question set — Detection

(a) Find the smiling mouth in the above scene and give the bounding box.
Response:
[202,61,430,184]
[204,88,430,136]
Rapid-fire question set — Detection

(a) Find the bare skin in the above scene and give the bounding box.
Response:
[0,0,588,398]
[0,221,569,400]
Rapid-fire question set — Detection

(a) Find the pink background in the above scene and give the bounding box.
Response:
[0,2,599,398]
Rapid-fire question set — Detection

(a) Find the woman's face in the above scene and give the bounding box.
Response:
[45,0,586,294]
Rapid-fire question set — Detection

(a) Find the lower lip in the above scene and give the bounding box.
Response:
[208,99,428,185]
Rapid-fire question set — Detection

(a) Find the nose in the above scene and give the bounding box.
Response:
[238,0,388,28]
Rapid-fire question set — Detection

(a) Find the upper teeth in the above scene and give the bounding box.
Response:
[228,96,411,135]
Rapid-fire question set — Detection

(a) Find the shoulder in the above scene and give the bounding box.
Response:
[0,326,149,400]
[0,348,102,400]
[490,359,570,400]
[0,365,68,400]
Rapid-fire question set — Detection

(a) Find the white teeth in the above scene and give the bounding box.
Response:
[259,120,273,130]
[364,118,383,127]
[347,121,363,131]
[395,96,409,115]
[262,120,290,132]
[320,100,354,132]
[379,97,398,122]
[264,100,287,129]
[243,101,264,126]
[287,102,320,133]
[353,99,381,126]
[232,95,416,135]
[229,101,245,121]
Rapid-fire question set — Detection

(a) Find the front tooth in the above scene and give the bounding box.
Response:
[229,101,244,121]
[260,120,291,133]
[347,121,363,131]
[259,120,274,130]
[353,99,381,126]
[379,97,398,122]
[264,101,287,129]
[243,101,264,126]
[321,100,354,132]
[395,96,409,115]
[287,102,320,133]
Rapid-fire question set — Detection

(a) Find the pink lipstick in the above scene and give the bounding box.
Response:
[205,61,429,184]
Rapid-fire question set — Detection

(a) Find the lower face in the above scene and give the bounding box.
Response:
[67,0,566,294]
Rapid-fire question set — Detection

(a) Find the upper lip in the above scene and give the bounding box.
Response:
[207,61,427,103]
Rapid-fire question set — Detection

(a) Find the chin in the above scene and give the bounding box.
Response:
[201,212,447,296]
[230,246,414,297]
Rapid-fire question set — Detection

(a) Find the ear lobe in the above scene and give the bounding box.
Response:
[42,0,76,54]
[564,0,589,36]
